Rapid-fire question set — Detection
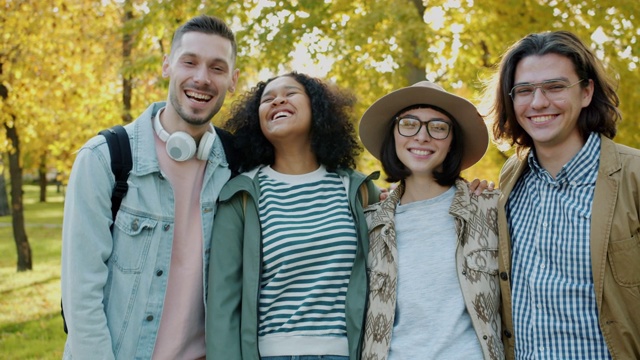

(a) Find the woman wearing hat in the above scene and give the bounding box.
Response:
[359,81,504,360]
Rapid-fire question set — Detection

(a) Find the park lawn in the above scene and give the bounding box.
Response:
[0,185,66,359]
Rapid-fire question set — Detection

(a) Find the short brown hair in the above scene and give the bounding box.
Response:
[171,15,237,65]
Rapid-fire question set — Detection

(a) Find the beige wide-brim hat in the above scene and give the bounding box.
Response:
[359,80,489,171]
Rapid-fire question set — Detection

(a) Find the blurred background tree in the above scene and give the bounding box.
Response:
[1,0,638,268]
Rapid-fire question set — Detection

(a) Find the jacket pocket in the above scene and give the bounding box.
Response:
[608,232,640,286]
[112,210,158,273]
[465,249,499,275]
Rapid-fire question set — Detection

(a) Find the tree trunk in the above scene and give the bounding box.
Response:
[122,0,134,124]
[0,62,30,270]
[0,168,10,216]
[39,153,47,202]
[406,62,426,85]
[0,68,9,216]
[5,121,32,271]
[406,36,427,85]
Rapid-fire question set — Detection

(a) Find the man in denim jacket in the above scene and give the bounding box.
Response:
[490,31,640,359]
[61,15,239,359]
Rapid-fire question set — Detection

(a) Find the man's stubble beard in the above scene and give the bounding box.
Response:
[169,89,227,126]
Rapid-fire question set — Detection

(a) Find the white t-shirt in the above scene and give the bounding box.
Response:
[389,186,483,360]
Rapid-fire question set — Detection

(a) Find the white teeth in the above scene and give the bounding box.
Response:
[411,149,432,156]
[186,91,212,101]
[531,115,555,123]
[273,111,291,120]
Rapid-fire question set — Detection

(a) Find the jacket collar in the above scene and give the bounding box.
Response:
[367,182,403,231]
[127,102,229,177]
[369,178,471,228]
[598,135,622,176]
[129,102,164,176]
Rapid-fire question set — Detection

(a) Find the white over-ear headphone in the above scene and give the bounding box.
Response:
[154,111,216,162]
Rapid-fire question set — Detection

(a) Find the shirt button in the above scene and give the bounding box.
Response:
[537,303,542,309]
[146,315,154,321]
[570,181,577,187]
[542,222,548,228]
[500,272,509,281]
[163,224,170,231]
[156,270,163,276]
[540,264,546,269]
[539,346,544,352]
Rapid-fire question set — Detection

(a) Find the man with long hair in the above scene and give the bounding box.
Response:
[490,30,640,359]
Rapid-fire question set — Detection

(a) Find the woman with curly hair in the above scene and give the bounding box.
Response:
[206,72,380,360]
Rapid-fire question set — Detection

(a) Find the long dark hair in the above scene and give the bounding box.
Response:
[491,30,620,154]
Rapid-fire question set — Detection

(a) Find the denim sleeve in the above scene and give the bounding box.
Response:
[61,139,117,360]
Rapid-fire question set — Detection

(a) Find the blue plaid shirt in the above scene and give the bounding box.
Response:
[506,132,611,359]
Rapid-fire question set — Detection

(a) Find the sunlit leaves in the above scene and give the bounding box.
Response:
[2,0,638,185]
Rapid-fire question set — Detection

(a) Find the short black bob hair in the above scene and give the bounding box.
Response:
[380,104,463,186]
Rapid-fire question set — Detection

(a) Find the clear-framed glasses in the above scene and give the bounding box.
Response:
[396,117,451,139]
[509,79,584,105]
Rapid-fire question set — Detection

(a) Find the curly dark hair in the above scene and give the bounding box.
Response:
[223,72,361,172]
[380,104,463,186]
[491,30,620,155]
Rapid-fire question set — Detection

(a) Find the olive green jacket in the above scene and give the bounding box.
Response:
[497,135,640,360]
[206,166,379,360]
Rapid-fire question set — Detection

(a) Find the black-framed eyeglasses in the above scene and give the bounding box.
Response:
[509,79,584,105]
[396,117,451,139]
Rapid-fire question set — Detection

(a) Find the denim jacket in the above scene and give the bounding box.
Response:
[61,102,231,359]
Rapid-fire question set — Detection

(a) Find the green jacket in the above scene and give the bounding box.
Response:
[497,135,640,360]
[206,166,380,360]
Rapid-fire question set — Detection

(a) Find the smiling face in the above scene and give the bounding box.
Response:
[163,31,239,127]
[513,53,593,153]
[394,107,453,180]
[258,76,312,145]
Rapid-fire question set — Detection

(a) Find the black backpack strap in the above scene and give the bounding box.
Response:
[62,125,132,334]
[98,125,132,229]
[215,126,239,177]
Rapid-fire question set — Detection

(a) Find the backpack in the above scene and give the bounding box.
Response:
[61,124,237,333]
[61,125,131,333]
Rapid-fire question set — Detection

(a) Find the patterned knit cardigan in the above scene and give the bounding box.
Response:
[361,179,505,360]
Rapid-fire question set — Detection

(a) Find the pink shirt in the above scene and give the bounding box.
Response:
[152,132,206,360]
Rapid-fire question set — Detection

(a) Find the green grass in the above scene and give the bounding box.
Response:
[0,185,65,359]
